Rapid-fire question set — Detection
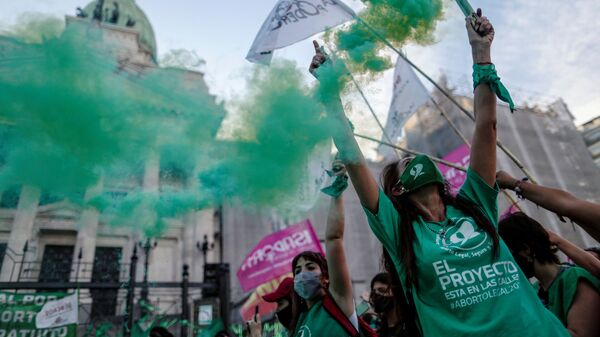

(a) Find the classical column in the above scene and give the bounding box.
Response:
[72,178,104,282]
[0,185,41,281]
[143,152,160,193]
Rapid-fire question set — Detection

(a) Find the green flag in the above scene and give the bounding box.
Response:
[0,292,77,337]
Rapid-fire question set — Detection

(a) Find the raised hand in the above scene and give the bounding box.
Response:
[309,40,328,77]
[245,311,262,337]
[466,8,494,64]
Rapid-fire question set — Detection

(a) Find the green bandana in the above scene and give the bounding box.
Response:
[321,174,348,197]
[396,155,445,194]
[473,63,516,112]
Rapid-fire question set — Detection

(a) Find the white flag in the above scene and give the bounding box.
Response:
[35,292,78,329]
[280,140,332,212]
[379,55,431,159]
[247,0,356,64]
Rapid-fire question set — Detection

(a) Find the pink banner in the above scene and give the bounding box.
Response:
[237,219,323,292]
[437,144,470,194]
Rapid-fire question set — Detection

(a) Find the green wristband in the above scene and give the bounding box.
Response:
[473,64,515,112]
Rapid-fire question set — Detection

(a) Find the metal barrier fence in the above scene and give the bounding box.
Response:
[0,245,229,337]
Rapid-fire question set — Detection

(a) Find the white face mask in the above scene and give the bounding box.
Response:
[294,271,322,300]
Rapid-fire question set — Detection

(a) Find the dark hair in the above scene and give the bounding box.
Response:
[498,212,559,264]
[380,160,499,290]
[288,251,329,335]
[380,249,421,337]
[370,272,391,291]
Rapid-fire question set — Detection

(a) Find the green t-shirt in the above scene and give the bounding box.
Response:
[364,168,569,337]
[292,299,351,337]
[544,265,600,325]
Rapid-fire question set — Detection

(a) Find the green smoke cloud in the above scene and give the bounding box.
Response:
[199,61,337,207]
[0,15,341,235]
[318,0,444,97]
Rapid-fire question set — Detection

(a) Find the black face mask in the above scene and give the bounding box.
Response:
[370,292,394,314]
[513,254,535,278]
[275,305,293,329]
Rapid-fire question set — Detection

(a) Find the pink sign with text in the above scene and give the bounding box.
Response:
[237,219,323,292]
[437,144,470,194]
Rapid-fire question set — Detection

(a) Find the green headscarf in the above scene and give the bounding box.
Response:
[396,155,445,194]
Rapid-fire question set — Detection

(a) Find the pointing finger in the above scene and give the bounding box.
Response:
[313,40,322,54]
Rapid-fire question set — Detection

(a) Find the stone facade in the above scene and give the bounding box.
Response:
[580,116,600,168]
[0,7,220,323]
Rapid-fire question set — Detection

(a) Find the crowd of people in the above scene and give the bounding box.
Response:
[240,8,600,337]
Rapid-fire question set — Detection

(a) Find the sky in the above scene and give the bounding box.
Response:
[1,0,599,138]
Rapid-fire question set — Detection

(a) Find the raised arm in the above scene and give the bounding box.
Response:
[310,41,379,213]
[497,170,600,242]
[547,230,600,278]
[565,281,600,337]
[467,9,497,186]
[325,184,355,317]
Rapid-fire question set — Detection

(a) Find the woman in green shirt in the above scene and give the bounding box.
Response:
[309,8,570,337]
[499,212,600,337]
[288,165,367,337]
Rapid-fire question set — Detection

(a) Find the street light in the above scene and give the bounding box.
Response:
[196,235,214,265]
[138,238,157,316]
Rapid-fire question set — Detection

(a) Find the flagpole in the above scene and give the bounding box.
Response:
[353,133,466,171]
[431,99,471,146]
[348,74,401,159]
[429,99,524,211]
[353,16,537,184]
[324,46,401,159]
[330,42,523,210]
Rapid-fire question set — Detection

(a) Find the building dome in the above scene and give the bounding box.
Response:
[79,0,157,59]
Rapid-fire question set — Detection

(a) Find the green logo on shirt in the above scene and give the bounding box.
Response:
[437,218,491,258]
[296,325,312,337]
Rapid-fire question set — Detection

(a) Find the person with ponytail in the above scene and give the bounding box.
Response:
[288,164,375,337]
[309,8,569,337]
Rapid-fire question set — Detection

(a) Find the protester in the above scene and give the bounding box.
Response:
[496,170,600,242]
[499,212,600,336]
[288,165,374,337]
[369,272,417,337]
[546,230,600,278]
[309,8,569,337]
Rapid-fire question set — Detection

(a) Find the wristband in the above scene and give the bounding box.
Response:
[473,64,515,112]
[514,177,529,199]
